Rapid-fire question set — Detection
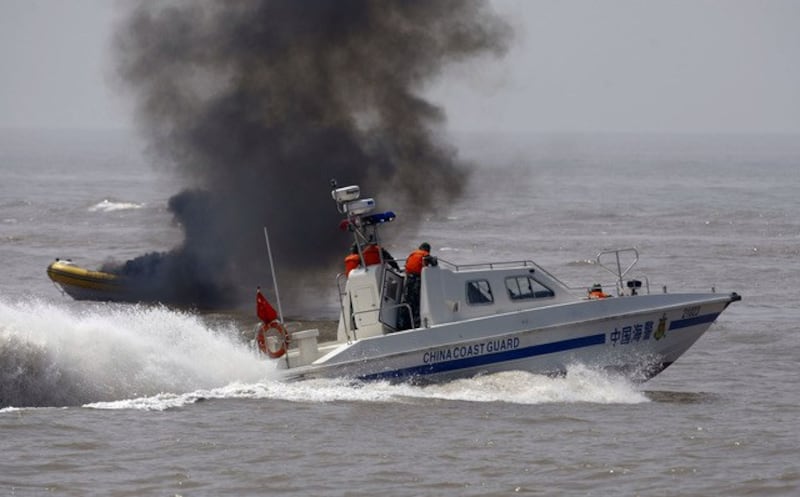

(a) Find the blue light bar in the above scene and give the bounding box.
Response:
[363,211,396,225]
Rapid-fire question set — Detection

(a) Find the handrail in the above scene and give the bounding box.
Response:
[434,257,571,290]
[435,258,539,272]
[567,275,650,294]
[378,302,415,332]
[595,248,640,295]
[389,256,543,273]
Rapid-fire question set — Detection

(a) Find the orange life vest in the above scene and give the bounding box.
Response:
[344,253,361,275]
[405,249,429,275]
[362,244,382,266]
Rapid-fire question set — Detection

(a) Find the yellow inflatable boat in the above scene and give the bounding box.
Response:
[46,259,128,302]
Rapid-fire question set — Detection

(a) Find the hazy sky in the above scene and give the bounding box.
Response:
[0,0,125,130]
[1,0,798,134]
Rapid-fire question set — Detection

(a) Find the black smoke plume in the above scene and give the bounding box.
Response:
[109,0,511,309]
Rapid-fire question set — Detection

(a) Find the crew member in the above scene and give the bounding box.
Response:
[405,242,430,276]
[402,242,431,328]
[588,283,609,299]
[362,243,382,266]
[344,244,361,276]
[359,243,399,270]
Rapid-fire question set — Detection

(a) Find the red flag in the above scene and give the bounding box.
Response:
[256,288,278,323]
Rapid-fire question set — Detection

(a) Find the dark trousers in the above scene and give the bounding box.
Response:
[399,273,421,329]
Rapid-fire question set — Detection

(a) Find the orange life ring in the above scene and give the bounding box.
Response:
[256,321,290,359]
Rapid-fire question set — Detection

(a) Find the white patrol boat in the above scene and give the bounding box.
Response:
[254,182,740,383]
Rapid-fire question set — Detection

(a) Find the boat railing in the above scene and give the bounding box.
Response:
[594,248,652,296]
[436,257,571,288]
[378,302,415,332]
[596,247,638,279]
[337,268,404,341]
[436,258,538,272]
[391,256,553,276]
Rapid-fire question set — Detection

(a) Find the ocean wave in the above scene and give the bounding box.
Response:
[88,199,144,212]
[0,298,267,409]
[565,259,597,267]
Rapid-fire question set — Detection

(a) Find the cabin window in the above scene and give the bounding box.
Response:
[382,270,403,303]
[505,276,554,300]
[466,279,494,305]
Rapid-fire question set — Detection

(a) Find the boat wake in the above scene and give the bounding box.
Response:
[0,298,270,409]
[1,298,647,411]
[398,367,649,404]
[83,367,648,411]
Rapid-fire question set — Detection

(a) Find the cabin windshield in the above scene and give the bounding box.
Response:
[505,275,555,300]
[466,279,494,305]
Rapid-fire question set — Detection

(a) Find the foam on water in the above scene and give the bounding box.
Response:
[86,367,648,411]
[2,298,647,410]
[396,367,649,404]
[0,298,270,408]
[88,199,144,212]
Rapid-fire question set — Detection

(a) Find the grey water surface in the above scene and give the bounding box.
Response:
[1,129,798,496]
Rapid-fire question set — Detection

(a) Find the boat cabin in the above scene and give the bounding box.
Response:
[336,258,575,341]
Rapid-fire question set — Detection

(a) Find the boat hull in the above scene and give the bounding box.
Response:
[281,292,739,383]
[46,260,129,302]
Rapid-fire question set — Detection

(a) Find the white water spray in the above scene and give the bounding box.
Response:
[0,298,271,408]
[2,298,648,410]
[86,367,649,411]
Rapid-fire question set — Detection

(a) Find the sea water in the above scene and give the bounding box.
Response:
[1,129,799,496]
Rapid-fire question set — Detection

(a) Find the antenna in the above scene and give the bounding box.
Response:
[263,226,284,323]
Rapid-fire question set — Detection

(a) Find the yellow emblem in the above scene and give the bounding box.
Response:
[654,314,668,340]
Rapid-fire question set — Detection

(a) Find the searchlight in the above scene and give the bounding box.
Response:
[331,185,360,203]
[343,198,376,216]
